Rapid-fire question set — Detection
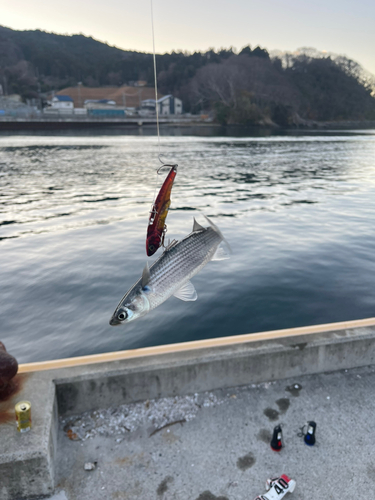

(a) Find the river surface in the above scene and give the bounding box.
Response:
[1,128,375,363]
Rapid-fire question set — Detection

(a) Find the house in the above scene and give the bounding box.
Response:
[52,86,183,116]
[55,86,160,109]
[141,99,158,114]
[158,95,183,115]
[50,95,74,113]
[0,96,38,118]
[141,95,183,116]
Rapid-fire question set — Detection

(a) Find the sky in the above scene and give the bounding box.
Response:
[1,0,375,74]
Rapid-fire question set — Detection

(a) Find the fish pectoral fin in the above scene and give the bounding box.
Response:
[142,262,151,287]
[173,281,198,301]
[212,242,230,261]
[193,217,205,232]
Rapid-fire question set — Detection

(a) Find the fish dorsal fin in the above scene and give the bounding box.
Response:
[165,239,178,251]
[193,217,205,232]
[203,215,232,255]
[212,242,230,261]
[142,262,151,287]
[173,280,198,301]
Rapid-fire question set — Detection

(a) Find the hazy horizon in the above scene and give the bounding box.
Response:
[2,0,375,75]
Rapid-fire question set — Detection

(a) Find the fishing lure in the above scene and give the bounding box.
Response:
[146,164,178,256]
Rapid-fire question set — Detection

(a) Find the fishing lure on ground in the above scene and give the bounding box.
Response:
[146,164,178,256]
[110,216,231,326]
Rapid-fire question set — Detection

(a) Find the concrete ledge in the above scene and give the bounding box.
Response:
[53,321,375,416]
[1,317,375,498]
[0,376,57,500]
[18,316,375,373]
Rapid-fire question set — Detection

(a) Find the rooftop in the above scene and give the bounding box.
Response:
[56,86,161,108]
[53,95,73,102]
[141,95,173,105]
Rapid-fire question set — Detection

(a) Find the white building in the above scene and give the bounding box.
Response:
[141,95,183,116]
[50,95,74,113]
[158,95,183,115]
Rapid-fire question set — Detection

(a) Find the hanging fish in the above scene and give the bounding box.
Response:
[146,164,178,257]
[110,216,230,325]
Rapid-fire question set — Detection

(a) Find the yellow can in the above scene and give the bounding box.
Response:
[15,401,32,433]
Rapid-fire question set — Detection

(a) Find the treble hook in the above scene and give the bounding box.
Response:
[161,224,168,247]
[157,154,178,174]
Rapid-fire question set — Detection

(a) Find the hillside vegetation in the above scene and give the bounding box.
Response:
[1,25,375,125]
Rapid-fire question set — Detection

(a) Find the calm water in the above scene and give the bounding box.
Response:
[1,129,375,363]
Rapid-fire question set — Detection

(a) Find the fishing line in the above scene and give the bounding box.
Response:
[149,0,163,214]
[150,0,161,156]
[149,0,178,245]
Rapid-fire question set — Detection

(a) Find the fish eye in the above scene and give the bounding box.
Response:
[118,310,128,321]
[149,245,155,251]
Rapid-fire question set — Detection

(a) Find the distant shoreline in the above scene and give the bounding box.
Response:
[0,117,374,132]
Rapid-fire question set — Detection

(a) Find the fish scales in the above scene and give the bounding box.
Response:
[147,228,221,308]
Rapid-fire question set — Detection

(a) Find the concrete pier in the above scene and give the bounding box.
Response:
[1,317,375,499]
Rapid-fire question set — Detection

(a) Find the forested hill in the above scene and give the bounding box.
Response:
[1,25,375,125]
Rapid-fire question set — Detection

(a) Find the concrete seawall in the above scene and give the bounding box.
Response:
[1,317,375,499]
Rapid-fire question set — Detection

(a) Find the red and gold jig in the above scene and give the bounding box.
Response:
[146,163,178,256]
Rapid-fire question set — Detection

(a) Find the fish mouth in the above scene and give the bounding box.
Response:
[109,317,122,326]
